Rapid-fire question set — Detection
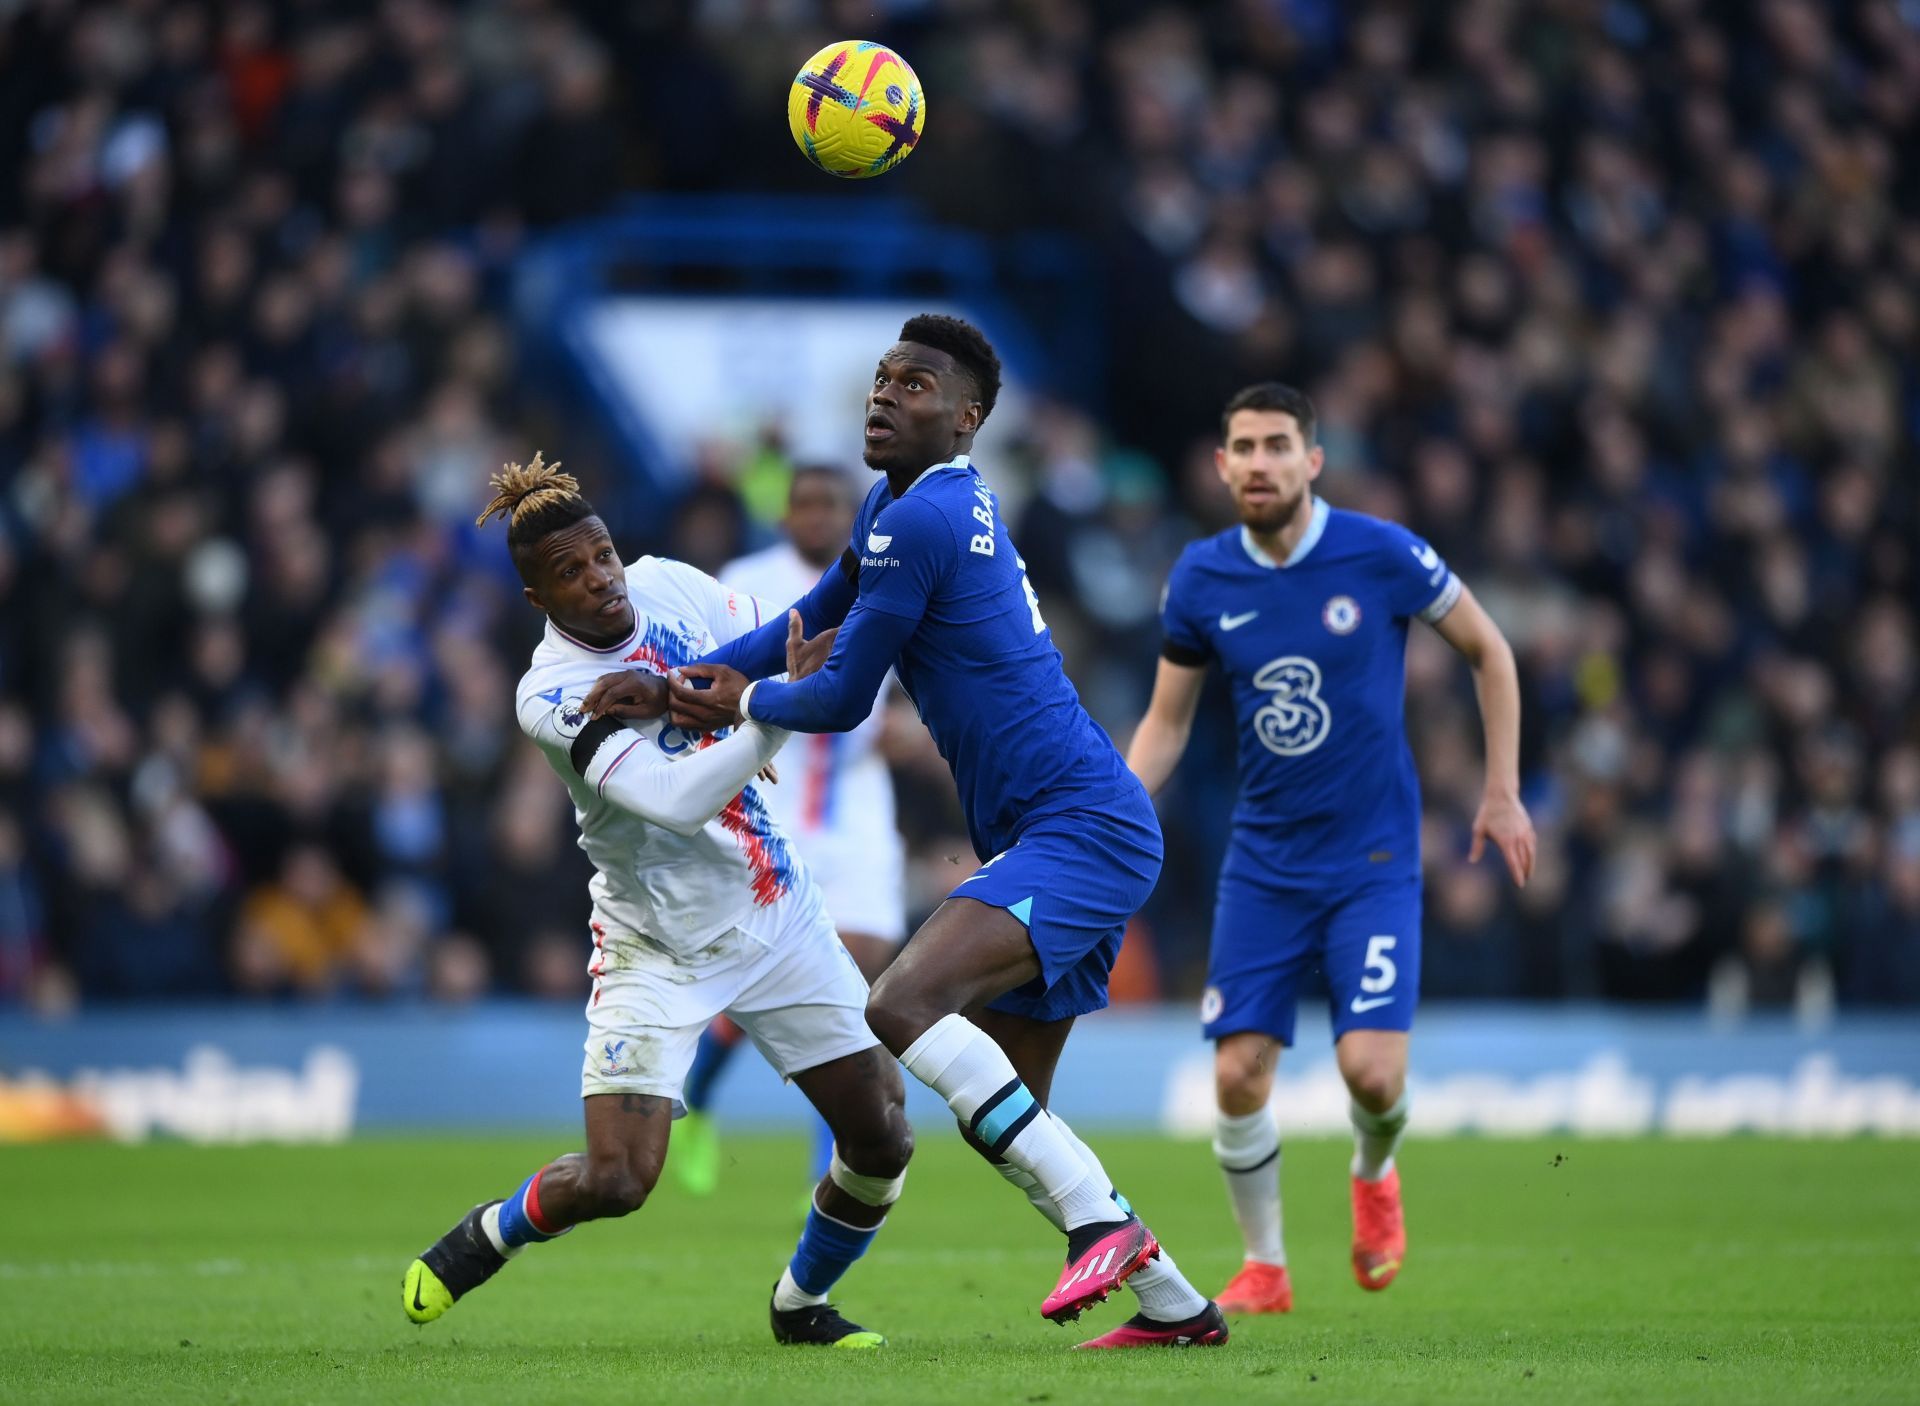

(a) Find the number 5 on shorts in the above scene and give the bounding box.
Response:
[1361,935,1398,994]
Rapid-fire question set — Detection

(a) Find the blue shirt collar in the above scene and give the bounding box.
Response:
[1240,496,1328,569]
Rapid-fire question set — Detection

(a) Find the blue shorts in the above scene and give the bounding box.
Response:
[1203,872,1422,1046]
[951,801,1164,1024]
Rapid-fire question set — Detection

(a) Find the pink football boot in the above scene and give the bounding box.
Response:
[1041,1216,1160,1323]
[1075,1302,1229,1349]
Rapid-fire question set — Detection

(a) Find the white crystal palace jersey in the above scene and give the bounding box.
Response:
[516,556,804,957]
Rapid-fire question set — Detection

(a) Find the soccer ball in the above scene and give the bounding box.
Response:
[787,40,925,179]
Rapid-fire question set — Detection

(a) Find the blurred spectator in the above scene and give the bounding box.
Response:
[232,842,373,997]
[0,0,1914,1015]
[0,814,44,1001]
[1850,847,1920,1007]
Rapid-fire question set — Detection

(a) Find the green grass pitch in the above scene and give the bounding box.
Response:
[2,1133,1914,1404]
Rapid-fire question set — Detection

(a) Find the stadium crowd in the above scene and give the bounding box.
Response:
[0,0,1916,1014]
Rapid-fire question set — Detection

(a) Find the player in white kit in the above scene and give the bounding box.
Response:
[400,456,913,1349]
[675,467,911,1195]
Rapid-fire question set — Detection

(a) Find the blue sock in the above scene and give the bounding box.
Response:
[809,1116,835,1181]
[787,1204,881,1297]
[492,1169,567,1250]
[683,1023,740,1113]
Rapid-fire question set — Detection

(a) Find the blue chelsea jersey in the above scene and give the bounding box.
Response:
[853,455,1143,859]
[1161,499,1463,885]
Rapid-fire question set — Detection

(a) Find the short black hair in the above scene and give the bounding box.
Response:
[505,494,599,579]
[899,313,1001,423]
[1221,382,1316,445]
[790,463,856,502]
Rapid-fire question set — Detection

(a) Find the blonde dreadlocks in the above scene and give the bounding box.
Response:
[475,451,583,528]
[475,451,602,581]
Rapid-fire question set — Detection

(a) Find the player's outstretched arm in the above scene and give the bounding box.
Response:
[700,556,857,682]
[1126,657,1208,796]
[729,600,916,735]
[686,492,940,734]
[1429,584,1536,886]
[569,713,790,836]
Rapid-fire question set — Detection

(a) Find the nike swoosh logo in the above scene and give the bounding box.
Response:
[1350,995,1395,1013]
[867,532,892,552]
[1366,1258,1400,1280]
[1219,610,1258,631]
[411,1273,427,1313]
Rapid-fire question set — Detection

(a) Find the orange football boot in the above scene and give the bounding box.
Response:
[1216,1260,1293,1314]
[1350,1167,1406,1290]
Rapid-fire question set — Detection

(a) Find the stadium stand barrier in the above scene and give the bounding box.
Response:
[3,1004,1916,1143]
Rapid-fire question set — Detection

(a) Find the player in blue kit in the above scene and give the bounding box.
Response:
[1125,383,1536,1315]
[583,316,1224,1348]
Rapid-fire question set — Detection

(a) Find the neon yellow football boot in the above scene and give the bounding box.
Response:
[403,1202,507,1324]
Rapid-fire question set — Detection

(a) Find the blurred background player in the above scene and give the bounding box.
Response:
[1126,384,1536,1313]
[403,457,913,1349]
[676,465,911,1195]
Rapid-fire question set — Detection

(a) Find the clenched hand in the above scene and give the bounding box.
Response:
[580,670,668,723]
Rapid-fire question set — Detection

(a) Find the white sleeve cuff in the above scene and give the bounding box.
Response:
[738,679,761,723]
[1418,573,1463,624]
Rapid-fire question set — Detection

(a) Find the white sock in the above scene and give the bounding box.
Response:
[1127,1247,1209,1320]
[1213,1106,1284,1265]
[772,1265,827,1311]
[1051,1113,1208,1321]
[479,1202,526,1259]
[902,1015,1122,1230]
[1350,1092,1409,1181]
[990,1156,1065,1232]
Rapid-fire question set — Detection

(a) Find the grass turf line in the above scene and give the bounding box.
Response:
[1,1134,1914,1404]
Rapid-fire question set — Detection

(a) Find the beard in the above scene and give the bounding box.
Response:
[861,437,903,471]
[1238,485,1309,534]
[862,432,938,475]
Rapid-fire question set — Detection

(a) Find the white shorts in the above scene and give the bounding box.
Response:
[810,840,909,945]
[581,882,875,1106]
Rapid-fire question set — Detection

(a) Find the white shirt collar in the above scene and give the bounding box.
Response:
[901,453,971,496]
[1240,496,1329,569]
[546,613,639,656]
